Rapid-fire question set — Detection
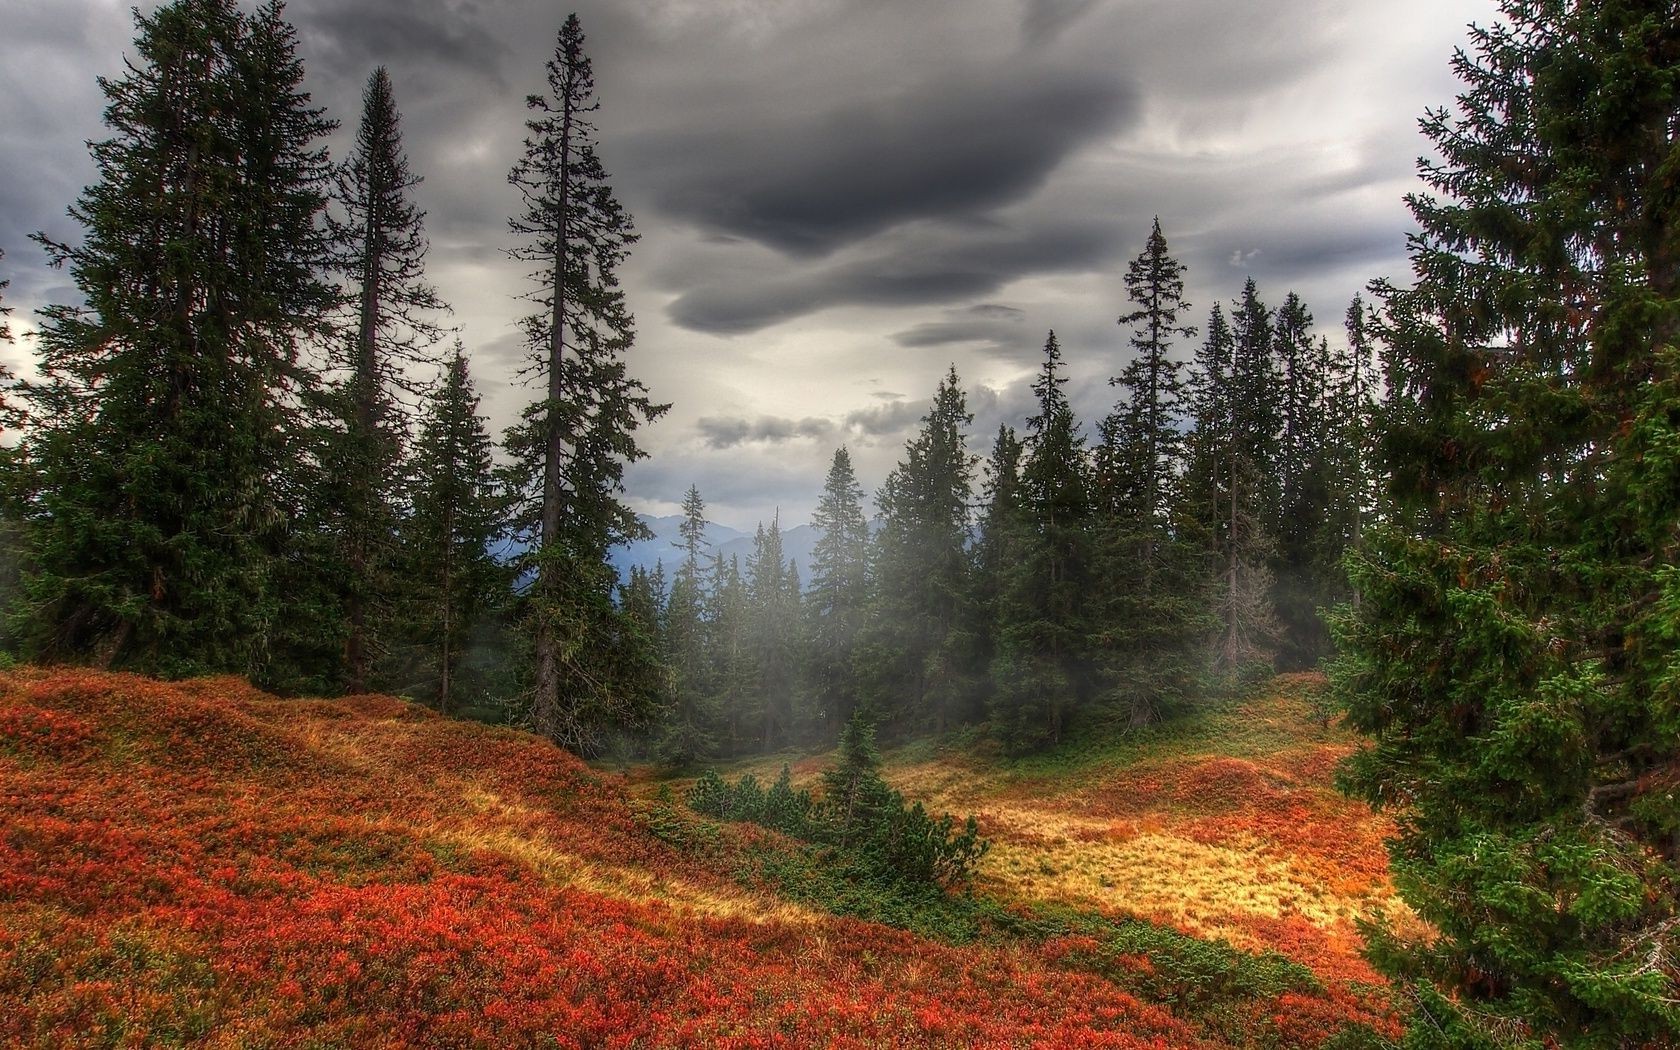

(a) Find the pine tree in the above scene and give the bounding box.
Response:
[20,0,336,680]
[505,13,666,749]
[392,344,506,714]
[858,367,975,734]
[991,332,1093,751]
[330,66,446,692]
[1335,3,1680,1041]
[806,448,870,737]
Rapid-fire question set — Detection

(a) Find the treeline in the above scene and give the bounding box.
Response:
[639,221,1380,760]
[0,1,664,750]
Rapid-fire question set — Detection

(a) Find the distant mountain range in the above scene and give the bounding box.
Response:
[607,514,823,584]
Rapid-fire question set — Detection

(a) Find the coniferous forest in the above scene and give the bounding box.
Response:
[0,1,1676,1046]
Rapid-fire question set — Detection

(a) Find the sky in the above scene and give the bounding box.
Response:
[0,0,1499,532]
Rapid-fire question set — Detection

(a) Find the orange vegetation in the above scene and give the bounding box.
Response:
[3,668,1397,1047]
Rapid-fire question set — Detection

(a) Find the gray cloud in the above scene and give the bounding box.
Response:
[669,219,1123,334]
[628,66,1136,257]
[1,0,1500,530]
[290,0,511,84]
[843,399,925,437]
[697,414,836,449]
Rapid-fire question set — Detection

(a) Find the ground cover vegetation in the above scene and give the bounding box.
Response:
[0,0,1677,1044]
[1,667,1401,1047]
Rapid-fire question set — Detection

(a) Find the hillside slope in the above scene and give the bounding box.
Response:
[3,669,1397,1047]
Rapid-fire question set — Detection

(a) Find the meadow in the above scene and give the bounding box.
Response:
[2,667,1405,1047]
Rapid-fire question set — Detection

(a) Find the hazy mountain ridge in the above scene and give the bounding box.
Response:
[609,513,824,584]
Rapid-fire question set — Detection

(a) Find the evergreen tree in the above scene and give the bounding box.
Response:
[329,66,446,692]
[1106,217,1195,537]
[1092,221,1206,724]
[1270,292,1336,667]
[806,447,870,737]
[659,485,716,765]
[747,514,798,749]
[1229,278,1280,509]
[391,344,506,714]
[967,425,1025,726]
[858,367,974,734]
[991,332,1093,751]
[20,0,336,680]
[504,13,666,749]
[1335,3,1680,1041]
[1183,302,1277,672]
[705,552,753,754]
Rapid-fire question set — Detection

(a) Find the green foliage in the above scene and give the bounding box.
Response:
[18,0,336,685]
[689,714,989,891]
[1335,2,1680,1043]
[857,367,976,738]
[387,346,510,713]
[504,13,667,745]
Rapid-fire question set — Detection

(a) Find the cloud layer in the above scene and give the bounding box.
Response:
[0,0,1499,529]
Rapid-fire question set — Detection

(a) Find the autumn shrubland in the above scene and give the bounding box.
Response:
[0,666,1412,1047]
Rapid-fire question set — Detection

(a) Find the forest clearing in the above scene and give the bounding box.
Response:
[3,667,1400,1047]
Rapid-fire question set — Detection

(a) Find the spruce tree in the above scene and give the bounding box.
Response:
[1335,3,1680,1041]
[991,332,1093,751]
[747,514,798,749]
[1270,292,1336,667]
[706,552,753,754]
[967,425,1026,726]
[392,344,506,714]
[858,367,975,734]
[505,13,666,749]
[659,485,717,764]
[806,447,870,736]
[329,66,446,692]
[1106,217,1195,537]
[21,0,335,679]
[1183,303,1278,672]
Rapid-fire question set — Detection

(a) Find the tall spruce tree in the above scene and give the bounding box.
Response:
[330,66,446,692]
[1335,3,1680,1041]
[1105,217,1195,537]
[706,552,753,754]
[1270,292,1336,667]
[991,332,1093,751]
[747,514,799,749]
[806,448,870,737]
[967,425,1026,727]
[392,344,506,714]
[658,485,717,765]
[1183,302,1278,672]
[20,0,336,680]
[505,13,666,750]
[859,367,974,734]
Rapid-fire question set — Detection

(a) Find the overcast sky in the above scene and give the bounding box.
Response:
[0,0,1497,531]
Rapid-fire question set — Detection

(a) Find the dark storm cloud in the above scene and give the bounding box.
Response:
[289,0,511,83]
[697,414,836,450]
[629,67,1136,257]
[669,220,1123,334]
[893,302,1029,352]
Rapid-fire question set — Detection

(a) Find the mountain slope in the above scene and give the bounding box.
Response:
[1,669,1395,1047]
